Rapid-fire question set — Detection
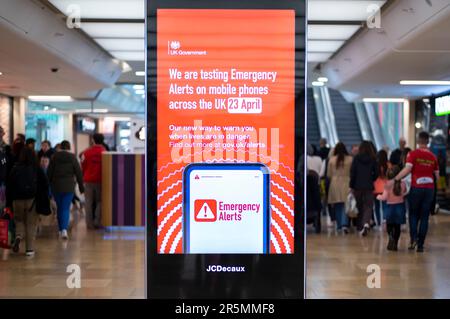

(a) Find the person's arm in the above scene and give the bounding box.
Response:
[377,188,388,201]
[47,157,54,183]
[395,165,412,181]
[349,158,356,190]
[326,159,332,180]
[73,156,85,194]
[372,161,379,181]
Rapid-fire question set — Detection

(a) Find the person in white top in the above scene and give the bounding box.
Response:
[306,144,323,176]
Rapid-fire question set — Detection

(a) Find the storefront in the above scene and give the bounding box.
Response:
[25,103,71,150]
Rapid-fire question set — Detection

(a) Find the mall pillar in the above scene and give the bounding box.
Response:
[13,97,26,140]
[0,95,13,144]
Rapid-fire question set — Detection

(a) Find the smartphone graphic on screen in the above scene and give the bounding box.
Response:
[183,163,270,254]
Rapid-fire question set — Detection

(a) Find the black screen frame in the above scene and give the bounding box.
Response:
[146,0,306,299]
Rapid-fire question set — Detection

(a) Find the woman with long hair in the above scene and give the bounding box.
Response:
[327,142,353,233]
[350,141,379,236]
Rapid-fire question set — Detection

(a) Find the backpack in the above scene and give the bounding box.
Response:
[11,165,37,199]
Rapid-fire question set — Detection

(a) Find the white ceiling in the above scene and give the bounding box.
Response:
[321,0,450,101]
[47,0,387,85]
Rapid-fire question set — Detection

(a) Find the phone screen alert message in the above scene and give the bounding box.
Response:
[184,165,269,254]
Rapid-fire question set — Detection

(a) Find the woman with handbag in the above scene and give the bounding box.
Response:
[327,142,353,234]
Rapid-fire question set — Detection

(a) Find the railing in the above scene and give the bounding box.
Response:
[312,86,339,147]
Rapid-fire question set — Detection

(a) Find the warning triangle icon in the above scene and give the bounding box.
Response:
[196,202,215,220]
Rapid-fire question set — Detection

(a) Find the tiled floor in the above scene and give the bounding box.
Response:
[2,210,450,298]
[0,213,145,299]
[306,214,450,298]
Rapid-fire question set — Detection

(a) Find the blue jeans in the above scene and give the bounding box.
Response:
[408,187,434,247]
[53,192,74,231]
[333,203,348,230]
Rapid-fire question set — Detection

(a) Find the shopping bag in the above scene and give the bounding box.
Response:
[0,208,15,249]
[345,193,359,218]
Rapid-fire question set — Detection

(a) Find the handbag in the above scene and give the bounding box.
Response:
[0,208,15,249]
[345,193,359,218]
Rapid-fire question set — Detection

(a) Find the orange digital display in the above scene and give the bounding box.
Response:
[156,9,295,254]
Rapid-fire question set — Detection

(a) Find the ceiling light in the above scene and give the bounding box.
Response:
[308,1,386,21]
[308,25,360,40]
[49,0,144,19]
[415,122,422,129]
[82,23,144,38]
[133,84,145,90]
[111,51,145,61]
[312,81,324,87]
[75,109,91,113]
[400,80,450,86]
[94,39,145,51]
[308,52,333,63]
[423,98,430,103]
[363,98,407,103]
[0,72,3,76]
[318,77,328,83]
[308,40,345,52]
[28,96,73,102]
[43,106,50,111]
[135,89,145,95]
[104,117,131,122]
[52,108,57,112]
[94,109,108,113]
[135,71,145,77]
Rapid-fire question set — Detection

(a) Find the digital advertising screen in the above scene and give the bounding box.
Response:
[147,0,305,299]
[156,9,295,255]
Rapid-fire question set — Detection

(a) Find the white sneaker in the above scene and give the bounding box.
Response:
[25,250,35,257]
[61,229,68,240]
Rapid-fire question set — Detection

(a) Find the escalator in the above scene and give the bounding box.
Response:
[307,88,321,148]
[328,88,362,149]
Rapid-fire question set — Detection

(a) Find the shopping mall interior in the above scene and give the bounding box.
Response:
[1,0,450,299]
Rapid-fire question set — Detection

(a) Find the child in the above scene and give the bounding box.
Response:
[377,166,407,251]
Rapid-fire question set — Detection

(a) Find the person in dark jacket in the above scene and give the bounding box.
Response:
[350,141,379,236]
[6,147,48,257]
[307,170,322,233]
[37,140,55,159]
[390,137,407,167]
[47,140,84,240]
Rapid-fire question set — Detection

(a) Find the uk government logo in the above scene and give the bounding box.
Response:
[168,41,207,56]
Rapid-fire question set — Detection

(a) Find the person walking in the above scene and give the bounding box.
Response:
[350,141,379,236]
[390,137,407,167]
[0,126,11,211]
[306,144,322,176]
[377,166,407,251]
[6,147,48,257]
[47,140,84,240]
[327,142,353,233]
[38,140,55,159]
[80,133,106,229]
[394,131,438,252]
[373,149,389,227]
[318,138,330,161]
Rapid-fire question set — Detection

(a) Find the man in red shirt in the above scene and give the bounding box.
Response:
[395,131,438,252]
[81,133,106,229]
